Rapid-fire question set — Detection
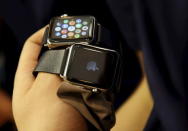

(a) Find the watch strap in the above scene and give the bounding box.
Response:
[97,25,117,49]
[33,49,65,75]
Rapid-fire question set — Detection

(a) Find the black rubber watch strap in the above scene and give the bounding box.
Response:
[97,25,115,48]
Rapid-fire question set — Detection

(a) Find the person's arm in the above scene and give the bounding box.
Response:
[13,27,88,131]
[112,52,154,131]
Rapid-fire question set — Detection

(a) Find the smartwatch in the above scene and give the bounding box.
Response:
[43,14,117,49]
[34,43,120,91]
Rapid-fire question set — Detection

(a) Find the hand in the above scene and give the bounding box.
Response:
[13,27,88,131]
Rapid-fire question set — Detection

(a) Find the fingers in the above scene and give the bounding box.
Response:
[17,27,46,74]
[14,27,46,91]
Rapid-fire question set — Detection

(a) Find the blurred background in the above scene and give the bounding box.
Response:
[0,0,141,130]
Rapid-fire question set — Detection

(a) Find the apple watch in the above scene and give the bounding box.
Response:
[34,43,120,91]
[43,14,117,49]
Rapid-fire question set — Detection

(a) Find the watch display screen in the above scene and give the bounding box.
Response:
[67,45,118,89]
[49,16,95,42]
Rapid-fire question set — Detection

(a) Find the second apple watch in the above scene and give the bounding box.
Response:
[34,43,120,91]
[43,15,117,49]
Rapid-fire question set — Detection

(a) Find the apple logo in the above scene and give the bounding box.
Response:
[86,61,99,71]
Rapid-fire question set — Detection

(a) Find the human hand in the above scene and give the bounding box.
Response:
[13,27,88,131]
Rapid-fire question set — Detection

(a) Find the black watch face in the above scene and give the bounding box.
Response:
[49,16,95,43]
[66,45,119,89]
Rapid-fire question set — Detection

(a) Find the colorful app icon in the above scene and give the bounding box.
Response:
[68,32,74,37]
[61,34,67,38]
[75,29,81,33]
[76,19,82,23]
[68,26,76,31]
[55,32,61,36]
[63,19,69,24]
[56,22,61,26]
[82,26,89,31]
[74,34,80,38]
[69,21,76,25]
[75,24,82,28]
[55,27,61,31]
[81,32,87,36]
[61,29,68,34]
[83,21,88,25]
[62,24,69,28]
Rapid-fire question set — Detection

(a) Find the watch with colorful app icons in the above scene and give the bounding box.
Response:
[34,43,120,90]
[43,14,116,49]
[43,15,98,48]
